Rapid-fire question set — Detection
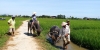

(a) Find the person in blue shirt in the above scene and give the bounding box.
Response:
[31,12,37,29]
[32,12,37,21]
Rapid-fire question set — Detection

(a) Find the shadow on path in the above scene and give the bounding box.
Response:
[24,32,38,37]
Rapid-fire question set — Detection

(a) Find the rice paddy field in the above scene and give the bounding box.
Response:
[37,18,100,50]
[0,17,29,47]
[0,17,100,50]
[70,20,100,50]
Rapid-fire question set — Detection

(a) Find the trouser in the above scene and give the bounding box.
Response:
[63,36,69,48]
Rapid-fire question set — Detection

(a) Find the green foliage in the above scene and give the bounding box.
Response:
[70,20,100,50]
[56,14,66,19]
[37,18,100,50]
[38,15,51,18]
[0,17,29,48]
[38,14,66,19]
[0,17,100,50]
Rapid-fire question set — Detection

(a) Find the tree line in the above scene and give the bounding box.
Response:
[0,14,66,19]
[0,14,100,20]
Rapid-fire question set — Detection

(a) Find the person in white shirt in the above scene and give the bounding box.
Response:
[8,16,16,36]
[59,22,70,49]
[66,20,70,44]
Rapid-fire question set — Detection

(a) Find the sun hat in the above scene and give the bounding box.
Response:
[61,22,67,26]
[33,12,36,14]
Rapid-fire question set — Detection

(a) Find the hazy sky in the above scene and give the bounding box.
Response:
[0,0,100,18]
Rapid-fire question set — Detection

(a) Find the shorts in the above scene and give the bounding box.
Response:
[9,28,15,33]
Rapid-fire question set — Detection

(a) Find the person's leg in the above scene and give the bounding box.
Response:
[11,28,13,36]
[63,37,66,48]
[67,35,70,44]
[12,28,15,36]
[63,36,68,49]
[31,21,34,30]
[8,28,12,35]
[31,18,34,30]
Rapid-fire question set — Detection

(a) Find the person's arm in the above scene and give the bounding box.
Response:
[67,26,70,35]
[65,33,69,37]
[65,25,70,36]
[8,19,11,26]
[68,28,70,35]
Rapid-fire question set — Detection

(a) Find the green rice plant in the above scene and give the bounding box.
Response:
[0,17,100,50]
[70,20,100,50]
[38,18,100,50]
[0,17,29,48]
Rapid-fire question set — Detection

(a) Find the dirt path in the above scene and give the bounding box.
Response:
[2,20,42,50]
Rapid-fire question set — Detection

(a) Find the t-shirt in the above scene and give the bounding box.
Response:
[8,19,15,28]
[32,14,36,19]
[59,25,70,37]
[32,14,37,21]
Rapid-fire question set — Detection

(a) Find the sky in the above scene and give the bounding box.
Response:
[0,0,100,18]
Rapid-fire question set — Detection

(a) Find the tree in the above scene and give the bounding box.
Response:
[56,14,66,19]
[38,15,50,18]
[83,17,88,20]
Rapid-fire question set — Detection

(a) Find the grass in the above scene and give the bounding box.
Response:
[37,18,100,50]
[0,17,29,48]
[0,17,100,50]
[70,20,100,50]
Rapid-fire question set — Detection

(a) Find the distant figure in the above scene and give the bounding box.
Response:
[8,16,16,36]
[59,22,70,49]
[31,12,37,29]
[66,20,70,26]
[66,20,70,44]
[32,12,37,22]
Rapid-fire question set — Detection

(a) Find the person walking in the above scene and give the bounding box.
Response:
[8,16,16,36]
[66,20,70,26]
[66,20,70,44]
[59,22,70,49]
